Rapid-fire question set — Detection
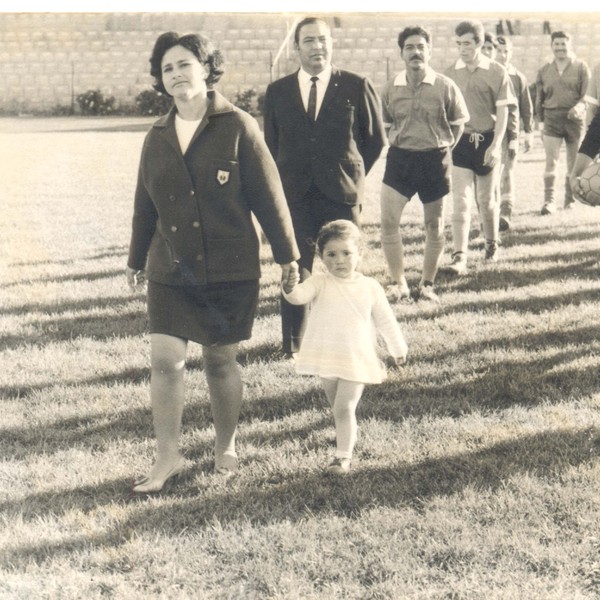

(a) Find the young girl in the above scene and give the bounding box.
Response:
[282,220,408,474]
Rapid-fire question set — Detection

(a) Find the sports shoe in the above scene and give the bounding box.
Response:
[327,457,351,474]
[541,202,555,215]
[417,283,440,303]
[485,242,499,262]
[385,280,410,302]
[446,252,467,276]
[499,216,511,232]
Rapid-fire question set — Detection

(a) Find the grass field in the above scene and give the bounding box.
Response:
[1,116,600,599]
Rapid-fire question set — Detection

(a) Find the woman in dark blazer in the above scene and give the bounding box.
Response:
[127,31,299,492]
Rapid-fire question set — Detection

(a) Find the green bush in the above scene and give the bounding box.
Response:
[76,89,116,116]
[135,89,172,116]
[233,88,264,116]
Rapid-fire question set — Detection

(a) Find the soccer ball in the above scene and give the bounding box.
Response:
[577,161,600,207]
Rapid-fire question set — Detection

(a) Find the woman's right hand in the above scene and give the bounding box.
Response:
[126,266,146,291]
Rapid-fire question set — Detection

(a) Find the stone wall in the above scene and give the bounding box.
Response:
[1,12,599,114]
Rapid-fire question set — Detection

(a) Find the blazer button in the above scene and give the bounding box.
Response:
[190,190,195,196]
[192,221,200,228]
[171,225,178,232]
[196,254,203,261]
[169,194,176,201]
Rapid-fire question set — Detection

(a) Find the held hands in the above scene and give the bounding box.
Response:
[126,266,146,292]
[281,262,300,294]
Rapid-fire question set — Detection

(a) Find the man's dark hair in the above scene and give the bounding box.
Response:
[551,30,570,42]
[397,26,431,50]
[294,17,330,45]
[455,20,485,45]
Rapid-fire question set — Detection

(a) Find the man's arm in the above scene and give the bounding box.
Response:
[484,104,508,167]
[262,83,279,160]
[357,77,386,174]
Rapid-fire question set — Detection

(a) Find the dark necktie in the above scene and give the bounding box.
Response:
[307,76,318,121]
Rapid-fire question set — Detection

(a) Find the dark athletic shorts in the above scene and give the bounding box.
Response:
[452,130,495,176]
[543,108,585,144]
[383,145,451,203]
[147,279,259,346]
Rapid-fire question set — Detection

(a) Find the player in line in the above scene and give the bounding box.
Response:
[535,30,590,215]
[444,20,515,275]
[380,25,469,303]
[495,35,534,232]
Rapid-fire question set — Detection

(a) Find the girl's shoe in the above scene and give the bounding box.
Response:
[214,453,238,475]
[132,456,186,494]
[327,457,351,474]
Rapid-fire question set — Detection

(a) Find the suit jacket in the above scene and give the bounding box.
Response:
[263,65,385,206]
[128,91,299,286]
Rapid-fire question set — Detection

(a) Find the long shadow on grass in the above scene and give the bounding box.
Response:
[0,294,140,317]
[0,378,326,458]
[9,246,128,268]
[1,268,126,289]
[503,228,600,249]
[363,324,600,420]
[0,309,148,350]
[3,426,598,567]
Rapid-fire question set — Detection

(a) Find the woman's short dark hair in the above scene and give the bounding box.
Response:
[149,31,224,95]
[455,20,485,45]
[397,26,431,50]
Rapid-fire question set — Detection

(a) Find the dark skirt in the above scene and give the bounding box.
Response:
[147,279,259,346]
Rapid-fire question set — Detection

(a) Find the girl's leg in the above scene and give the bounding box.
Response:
[330,380,365,459]
[380,183,410,293]
[203,342,242,471]
[134,333,187,492]
[320,376,338,409]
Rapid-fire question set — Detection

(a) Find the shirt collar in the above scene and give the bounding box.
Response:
[455,55,491,70]
[505,63,517,75]
[298,64,332,86]
[394,67,436,86]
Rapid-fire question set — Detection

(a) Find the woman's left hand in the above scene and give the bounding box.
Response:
[126,266,146,291]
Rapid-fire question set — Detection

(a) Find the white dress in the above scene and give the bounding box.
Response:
[283,272,408,384]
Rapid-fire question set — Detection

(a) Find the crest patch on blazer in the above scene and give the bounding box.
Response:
[216,169,230,185]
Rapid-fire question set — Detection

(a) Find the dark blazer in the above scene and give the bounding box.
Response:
[128,91,299,286]
[263,65,385,206]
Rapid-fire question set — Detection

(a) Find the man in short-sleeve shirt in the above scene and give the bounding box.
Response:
[535,30,590,213]
[380,25,469,303]
[496,35,534,231]
[444,20,515,275]
[584,62,600,125]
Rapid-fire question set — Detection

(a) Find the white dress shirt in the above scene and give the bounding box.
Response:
[297,65,332,119]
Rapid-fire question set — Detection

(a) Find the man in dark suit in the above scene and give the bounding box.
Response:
[264,16,385,356]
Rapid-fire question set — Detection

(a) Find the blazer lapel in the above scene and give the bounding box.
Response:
[317,66,341,121]
[289,72,308,120]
